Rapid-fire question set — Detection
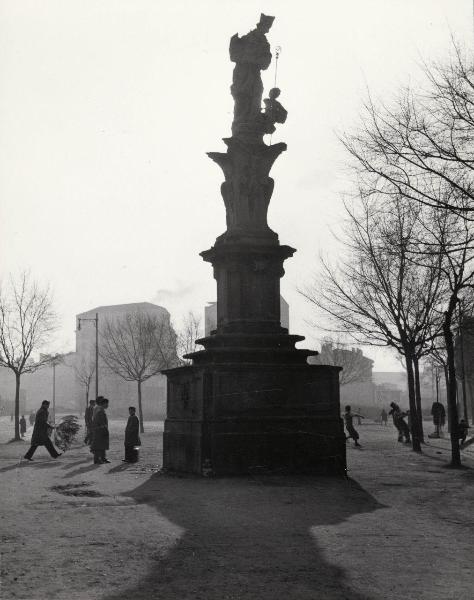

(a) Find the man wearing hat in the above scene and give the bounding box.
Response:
[23,400,62,461]
[123,406,141,463]
[84,399,96,445]
[91,397,110,464]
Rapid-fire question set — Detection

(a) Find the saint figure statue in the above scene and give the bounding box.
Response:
[229,14,274,127]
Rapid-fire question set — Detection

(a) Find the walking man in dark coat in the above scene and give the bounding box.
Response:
[23,401,61,461]
[123,406,141,463]
[84,399,95,445]
[91,397,110,464]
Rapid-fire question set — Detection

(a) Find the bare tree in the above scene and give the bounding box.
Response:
[100,310,178,433]
[177,311,202,364]
[417,206,474,466]
[300,196,445,452]
[0,272,57,440]
[342,43,474,217]
[313,338,373,386]
[74,358,95,410]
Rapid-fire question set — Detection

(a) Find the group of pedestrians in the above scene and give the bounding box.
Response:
[21,397,141,464]
[343,402,411,447]
[84,396,141,464]
[344,400,471,449]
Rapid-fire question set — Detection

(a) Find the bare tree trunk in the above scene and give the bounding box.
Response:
[14,372,20,441]
[406,354,421,452]
[85,383,90,411]
[444,311,461,467]
[137,379,144,434]
[413,356,425,443]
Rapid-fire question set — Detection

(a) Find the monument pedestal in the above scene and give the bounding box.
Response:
[163,362,346,475]
[162,14,346,476]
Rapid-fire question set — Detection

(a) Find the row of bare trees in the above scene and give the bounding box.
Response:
[99,311,179,433]
[0,272,56,441]
[0,270,203,440]
[302,42,474,466]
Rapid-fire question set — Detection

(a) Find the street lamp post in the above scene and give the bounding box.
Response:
[49,354,64,423]
[77,313,99,399]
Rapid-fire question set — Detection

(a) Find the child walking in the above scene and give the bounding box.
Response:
[344,405,363,447]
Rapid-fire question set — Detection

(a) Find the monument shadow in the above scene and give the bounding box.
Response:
[102,472,385,600]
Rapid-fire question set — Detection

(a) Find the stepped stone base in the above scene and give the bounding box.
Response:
[163,362,346,476]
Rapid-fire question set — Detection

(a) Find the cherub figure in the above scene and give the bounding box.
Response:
[263,88,287,134]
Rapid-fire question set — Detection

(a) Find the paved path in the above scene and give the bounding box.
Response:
[1,417,473,600]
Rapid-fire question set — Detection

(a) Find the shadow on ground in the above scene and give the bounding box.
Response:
[61,458,92,470]
[101,473,386,600]
[107,463,131,474]
[0,461,61,474]
[62,463,102,479]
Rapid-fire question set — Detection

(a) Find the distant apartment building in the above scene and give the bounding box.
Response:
[75,302,176,418]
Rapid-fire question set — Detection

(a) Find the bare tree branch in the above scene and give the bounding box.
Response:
[0,271,57,440]
[99,310,179,432]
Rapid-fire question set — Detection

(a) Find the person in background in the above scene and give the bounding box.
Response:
[29,411,36,426]
[123,406,141,463]
[84,399,96,445]
[380,408,388,426]
[431,401,446,438]
[389,402,411,444]
[458,419,469,446]
[19,415,27,438]
[344,405,363,447]
[23,401,62,461]
[91,397,110,464]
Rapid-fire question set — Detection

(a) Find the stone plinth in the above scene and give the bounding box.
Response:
[163,363,346,475]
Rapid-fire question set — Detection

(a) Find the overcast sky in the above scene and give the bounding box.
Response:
[1,1,472,369]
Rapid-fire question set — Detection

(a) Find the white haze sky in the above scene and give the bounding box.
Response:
[0,0,472,369]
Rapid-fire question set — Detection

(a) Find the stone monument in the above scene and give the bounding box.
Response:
[163,15,346,475]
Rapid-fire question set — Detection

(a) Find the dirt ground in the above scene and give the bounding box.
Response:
[1,416,473,600]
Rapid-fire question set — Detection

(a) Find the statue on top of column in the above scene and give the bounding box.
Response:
[229,13,274,136]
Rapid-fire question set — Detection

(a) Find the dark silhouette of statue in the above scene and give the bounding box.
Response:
[229,13,274,133]
[209,14,288,235]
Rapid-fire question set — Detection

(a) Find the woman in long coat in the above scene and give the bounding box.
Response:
[23,400,61,460]
[91,397,110,464]
[123,406,141,463]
